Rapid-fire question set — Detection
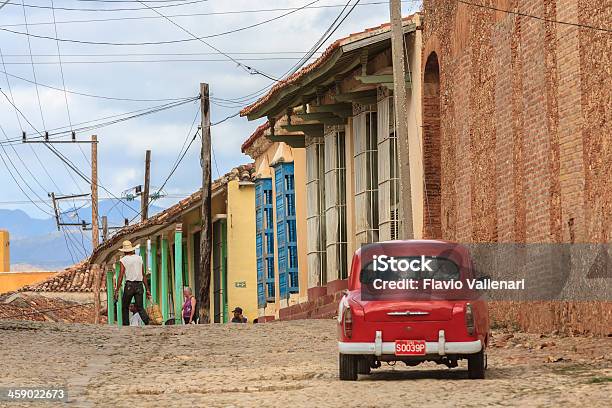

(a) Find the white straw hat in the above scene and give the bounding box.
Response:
[118,240,136,253]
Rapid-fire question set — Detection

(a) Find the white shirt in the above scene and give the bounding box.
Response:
[120,254,144,282]
[130,312,144,326]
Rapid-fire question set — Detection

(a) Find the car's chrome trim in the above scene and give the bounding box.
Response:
[339,330,482,356]
[386,311,430,316]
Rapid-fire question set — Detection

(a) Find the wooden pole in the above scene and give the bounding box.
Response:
[198,83,212,324]
[101,216,108,242]
[389,0,414,238]
[91,135,100,248]
[92,264,100,324]
[141,150,151,222]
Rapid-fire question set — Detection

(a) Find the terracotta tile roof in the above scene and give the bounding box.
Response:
[21,163,255,293]
[239,15,418,119]
[20,261,101,293]
[241,122,270,153]
[0,292,105,323]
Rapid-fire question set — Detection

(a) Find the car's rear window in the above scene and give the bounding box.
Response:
[359,256,460,284]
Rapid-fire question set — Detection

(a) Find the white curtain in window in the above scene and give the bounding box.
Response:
[378,97,400,240]
[306,139,326,287]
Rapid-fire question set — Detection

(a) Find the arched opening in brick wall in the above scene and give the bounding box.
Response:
[423,52,442,239]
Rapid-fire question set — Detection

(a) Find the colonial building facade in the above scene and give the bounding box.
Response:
[241,15,424,318]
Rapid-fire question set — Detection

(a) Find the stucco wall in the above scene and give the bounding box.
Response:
[0,272,57,294]
[226,180,258,322]
[0,230,9,272]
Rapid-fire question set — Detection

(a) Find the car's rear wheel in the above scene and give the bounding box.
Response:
[357,358,371,375]
[339,353,358,381]
[467,350,486,379]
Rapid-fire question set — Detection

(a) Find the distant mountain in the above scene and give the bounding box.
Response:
[0,199,163,270]
[0,209,56,240]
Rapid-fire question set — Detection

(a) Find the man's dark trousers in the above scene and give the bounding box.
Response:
[121,280,150,326]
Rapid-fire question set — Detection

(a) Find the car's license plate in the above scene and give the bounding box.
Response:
[395,340,426,355]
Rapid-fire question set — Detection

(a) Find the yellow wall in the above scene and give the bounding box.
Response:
[0,271,56,294]
[225,180,258,322]
[0,230,9,272]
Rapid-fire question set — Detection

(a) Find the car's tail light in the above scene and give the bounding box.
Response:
[465,303,475,336]
[343,306,352,339]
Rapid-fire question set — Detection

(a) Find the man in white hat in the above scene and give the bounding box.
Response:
[114,240,151,326]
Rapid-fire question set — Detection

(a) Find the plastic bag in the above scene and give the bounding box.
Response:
[146,302,163,325]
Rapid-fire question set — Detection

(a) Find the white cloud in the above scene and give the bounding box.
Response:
[0,0,422,217]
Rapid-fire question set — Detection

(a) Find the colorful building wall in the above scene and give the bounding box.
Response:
[226,179,257,322]
[0,271,57,294]
[0,230,9,272]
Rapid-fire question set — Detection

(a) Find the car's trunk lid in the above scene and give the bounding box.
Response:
[363,300,454,322]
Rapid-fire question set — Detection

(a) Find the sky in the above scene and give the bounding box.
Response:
[0,0,422,222]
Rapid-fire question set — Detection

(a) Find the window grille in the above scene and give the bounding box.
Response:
[377,97,401,241]
[324,130,348,280]
[306,138,327,286]
[353,109,380,246]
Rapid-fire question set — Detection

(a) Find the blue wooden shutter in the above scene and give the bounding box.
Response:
[255,178,273,307]
[274,163,299,299]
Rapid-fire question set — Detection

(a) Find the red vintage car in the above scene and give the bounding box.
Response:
[338,240,490,380]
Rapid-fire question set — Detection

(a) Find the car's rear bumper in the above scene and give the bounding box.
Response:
[338,330,482,356]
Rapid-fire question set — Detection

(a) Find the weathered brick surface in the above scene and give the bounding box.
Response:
[422,0,611,334]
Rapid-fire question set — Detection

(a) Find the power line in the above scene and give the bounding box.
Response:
[50,0,73,133]
[0,92,199,144]
[0,51,326,57]
[132,0,291,81]
[0,57,324,65]
[3,0,209,12]
[207,0,363,120]
[0,1,408,23]
[19,0,46,131]
[457,0,612,33]
[0,46,63,193]
[0,68,193,101]
[0,92,141,216]
[0,0,320,49]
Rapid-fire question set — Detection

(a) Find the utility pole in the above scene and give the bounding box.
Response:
[141,150,151,222]
[91,134,100,249]
[389,0,414,238]
[49,192,60,231]
[198,83,212,323]
[102,216,108,242]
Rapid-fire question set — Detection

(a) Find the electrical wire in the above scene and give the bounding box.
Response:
[0,47,63,194]
[50,0,73,132]
[0,57,328,65]
[0,92,141,215]
[0,1,406,23]
[0,0,319,51]
[132,0,281,81]
[19,0,46,131]
[0,69,196,101]
[205,0,363,122]
[3,0,210,12]
[0,92,199,144]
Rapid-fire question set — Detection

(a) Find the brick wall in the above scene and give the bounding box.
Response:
[422,0,611,335]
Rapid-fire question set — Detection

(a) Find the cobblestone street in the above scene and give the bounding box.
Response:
[0,319,610,407]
